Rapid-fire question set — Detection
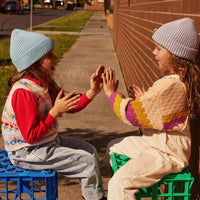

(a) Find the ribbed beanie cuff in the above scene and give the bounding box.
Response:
[152,18,199,61]
[10,29,55,72]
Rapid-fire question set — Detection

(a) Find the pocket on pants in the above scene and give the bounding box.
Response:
[14,146,46,162]
[26,146,48,162]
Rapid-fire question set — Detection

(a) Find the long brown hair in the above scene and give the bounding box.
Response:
[170,54,200,119]
[6,60,61,105]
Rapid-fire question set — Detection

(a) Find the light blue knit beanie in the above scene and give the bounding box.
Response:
[152,18,199,61]
[10,29,55,72]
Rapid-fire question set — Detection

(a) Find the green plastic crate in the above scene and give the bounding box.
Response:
[110,153,194,200]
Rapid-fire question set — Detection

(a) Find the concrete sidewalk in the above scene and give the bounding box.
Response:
[53,11,139,199]
[54,11,137,133]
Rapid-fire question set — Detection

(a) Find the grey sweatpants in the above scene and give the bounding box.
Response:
[8,135,104,200]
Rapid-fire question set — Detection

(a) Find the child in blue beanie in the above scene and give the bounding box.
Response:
[1,29,106,200]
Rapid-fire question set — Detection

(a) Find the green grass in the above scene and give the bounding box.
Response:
[49,10,94,26]
[34,10,94,32]
[0,38,15,119]
[0,34,78,133]
[0,37,12,66]
[34,26,82,32]
[49,34,78,62]
[0,66,16,122]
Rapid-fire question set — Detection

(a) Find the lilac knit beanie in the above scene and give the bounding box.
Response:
[152,18,199,61]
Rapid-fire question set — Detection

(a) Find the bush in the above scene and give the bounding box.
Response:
[108,6,113,14]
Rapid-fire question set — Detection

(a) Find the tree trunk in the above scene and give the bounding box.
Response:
[52,0,57,9]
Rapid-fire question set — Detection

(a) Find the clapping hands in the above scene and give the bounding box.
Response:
[128,85,145,100]
[101,66,145,99]
[90,64,105,94]
[86,64,105,99]
[102,67,119,97]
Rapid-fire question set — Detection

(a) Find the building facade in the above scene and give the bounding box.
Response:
[84,0,104,10]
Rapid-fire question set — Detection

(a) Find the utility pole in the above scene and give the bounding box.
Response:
[53,0,57,9]
[30,0,33,31]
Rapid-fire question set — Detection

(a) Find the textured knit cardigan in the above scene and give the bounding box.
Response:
[109,75,191,166]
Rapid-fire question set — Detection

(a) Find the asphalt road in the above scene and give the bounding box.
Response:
[0,8,75,39]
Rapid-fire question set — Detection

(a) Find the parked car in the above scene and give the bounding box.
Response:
[3,1,22,14]
[22,4,32,11]
[56,0,64,6]
[67,1,74,10]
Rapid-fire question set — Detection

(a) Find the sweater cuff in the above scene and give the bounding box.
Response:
[109,92,125,108]
[45,114,57,128]
[82,92,93,103]
[67,92,92,114]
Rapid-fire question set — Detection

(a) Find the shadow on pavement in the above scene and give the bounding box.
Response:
[57,128,140,183]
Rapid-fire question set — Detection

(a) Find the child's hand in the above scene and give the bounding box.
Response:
[102,67,119,97]
[86,65,105,99]
[49,90,80,118]
[128,84,145,100]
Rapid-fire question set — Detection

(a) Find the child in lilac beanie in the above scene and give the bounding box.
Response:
[103,18,200,200]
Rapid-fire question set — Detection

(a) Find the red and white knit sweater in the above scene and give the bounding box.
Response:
[1,78,92,151]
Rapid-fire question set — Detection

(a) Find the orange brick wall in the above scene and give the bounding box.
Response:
[113,0,200,89]
[84,0,104,10]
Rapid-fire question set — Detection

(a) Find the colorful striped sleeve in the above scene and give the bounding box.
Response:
[109,93,154,128]
[108,77,188,131]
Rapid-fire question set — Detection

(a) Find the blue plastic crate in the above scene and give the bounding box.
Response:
[110,153,194,200]
[0,150,58,200]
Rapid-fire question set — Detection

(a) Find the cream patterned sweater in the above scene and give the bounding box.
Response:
[109,75,191,165]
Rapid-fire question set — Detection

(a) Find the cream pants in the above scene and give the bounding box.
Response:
[106,136,186,200]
